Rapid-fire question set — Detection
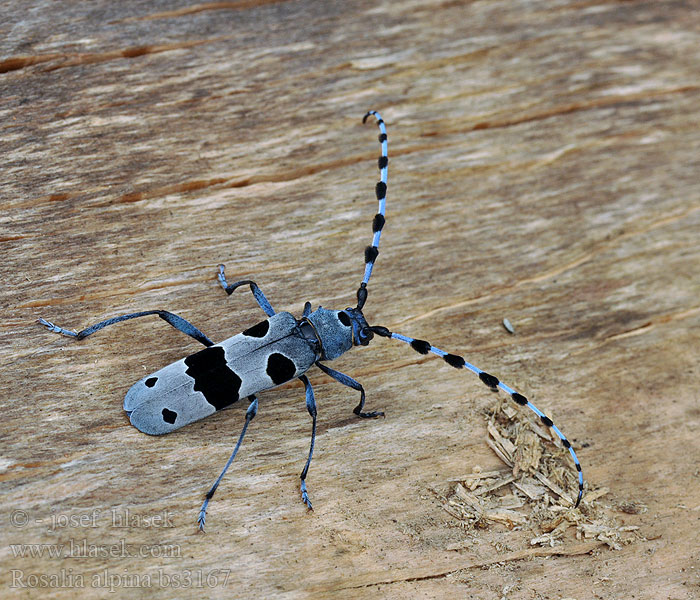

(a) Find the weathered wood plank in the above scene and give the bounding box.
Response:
[2,1,699,598]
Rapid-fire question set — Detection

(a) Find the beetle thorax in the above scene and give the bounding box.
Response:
[305,306,373,361]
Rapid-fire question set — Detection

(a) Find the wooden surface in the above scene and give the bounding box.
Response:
[2,1,699,598]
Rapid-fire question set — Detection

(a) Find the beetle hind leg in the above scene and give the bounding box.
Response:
[197,395,258,532]
[39,310,214,347]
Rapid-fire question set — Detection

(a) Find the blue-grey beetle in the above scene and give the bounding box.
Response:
[40,111,583,530]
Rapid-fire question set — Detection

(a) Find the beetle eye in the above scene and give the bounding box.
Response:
[358,327,374,346]
[338,311,351,327]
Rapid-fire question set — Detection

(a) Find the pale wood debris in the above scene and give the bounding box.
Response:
[439,400,640,550]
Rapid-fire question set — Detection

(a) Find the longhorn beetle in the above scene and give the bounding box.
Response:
[39,111,584,530]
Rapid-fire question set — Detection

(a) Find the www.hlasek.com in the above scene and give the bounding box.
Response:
[10,539,181,559]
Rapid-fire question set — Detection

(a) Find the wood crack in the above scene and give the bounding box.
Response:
[111,0,289,24]
[0,38,221,74]
[603,306,700,342]
[420,86,700,136]
[329,541,605,591]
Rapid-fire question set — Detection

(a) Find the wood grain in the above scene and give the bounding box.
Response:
[2,1,698,598]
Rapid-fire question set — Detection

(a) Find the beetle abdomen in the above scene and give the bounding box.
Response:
[124,312,319,435]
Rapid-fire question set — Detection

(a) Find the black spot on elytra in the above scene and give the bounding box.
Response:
[266,353,296,385]
[162,408,177,424]
[184,346,241,410]
[338,311,351,327]
[145,377,157,388]
[242,319,269,338]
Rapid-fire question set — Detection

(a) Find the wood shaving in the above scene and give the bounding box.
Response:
[436,397,641,550]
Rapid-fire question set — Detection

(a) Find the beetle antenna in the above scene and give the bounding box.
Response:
[369,325,584,507]
[356,110,388,311]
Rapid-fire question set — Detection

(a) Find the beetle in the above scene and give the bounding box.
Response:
[39,111,584,530]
